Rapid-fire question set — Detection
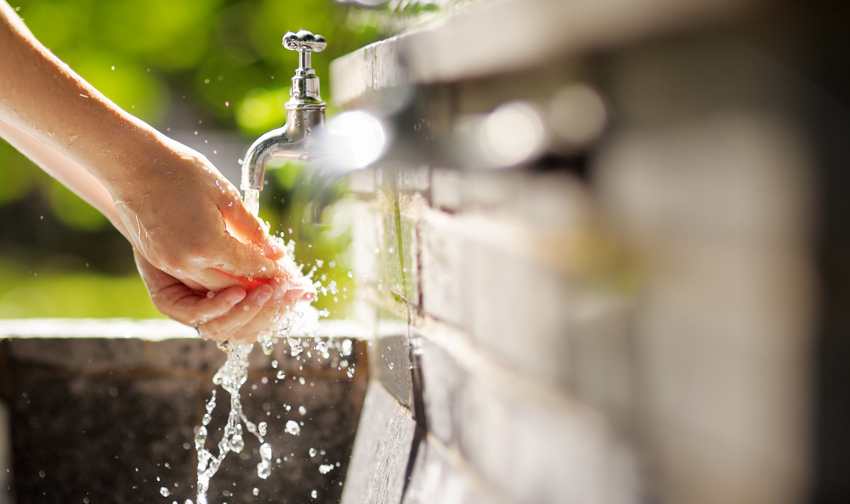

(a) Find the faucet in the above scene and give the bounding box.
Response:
[241,30,327,195]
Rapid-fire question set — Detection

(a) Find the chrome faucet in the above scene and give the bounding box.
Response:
[241,30,327,194]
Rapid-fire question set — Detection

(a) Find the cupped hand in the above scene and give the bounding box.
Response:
[114,142,283,292]
[134,249,315,344]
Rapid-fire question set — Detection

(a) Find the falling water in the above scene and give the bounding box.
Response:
[192,187,290,504]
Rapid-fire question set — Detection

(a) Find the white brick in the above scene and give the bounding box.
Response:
[398,165,430,193]
[596,113,814,504]
[457,372,640,504]
[350,201,383,285]
[420,211,467,328]
[348,166,376,194]
[596,113,813,248]
[432,168,462,211]
[467,241,572,386]
[403,438,505,504]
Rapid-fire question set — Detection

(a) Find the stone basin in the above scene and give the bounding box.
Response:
[0,318,367,504]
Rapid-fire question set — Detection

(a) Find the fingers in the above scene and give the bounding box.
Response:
[197,283,281,344]
[283,288,316,304]
[187,285,248,324]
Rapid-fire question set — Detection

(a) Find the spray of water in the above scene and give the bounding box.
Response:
[192,188,296,504]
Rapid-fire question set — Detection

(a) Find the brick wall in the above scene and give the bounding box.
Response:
[333,2,822,503]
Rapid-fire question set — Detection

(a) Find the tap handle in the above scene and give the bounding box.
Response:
[283,30,326,70]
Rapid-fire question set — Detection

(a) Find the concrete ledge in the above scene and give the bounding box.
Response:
[331,0,759,104]
[0,318,365,340]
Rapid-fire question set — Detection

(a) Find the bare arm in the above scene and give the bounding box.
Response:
[0,1,282,291]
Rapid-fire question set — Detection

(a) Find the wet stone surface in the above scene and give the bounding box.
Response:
[402,437,499,504]
[373,330,413,413]
[204,374,365,504]
[0,337,367,504]
[8,376,198,504]
[340,381,417,504]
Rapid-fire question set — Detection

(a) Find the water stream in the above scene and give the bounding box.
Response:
[189,188,303,504]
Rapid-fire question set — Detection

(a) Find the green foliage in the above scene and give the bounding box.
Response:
[15,0,383,134]
[0,258,162,319]
[0,140,39,204]
[44,179,110,232]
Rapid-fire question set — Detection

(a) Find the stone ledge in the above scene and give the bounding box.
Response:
[331,0,758,105]
[0,318,365,340]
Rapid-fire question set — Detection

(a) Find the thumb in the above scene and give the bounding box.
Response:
[220,197,285,261]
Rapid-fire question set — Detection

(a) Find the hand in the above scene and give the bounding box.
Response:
[115,142,284,292]
[134,249,315,344]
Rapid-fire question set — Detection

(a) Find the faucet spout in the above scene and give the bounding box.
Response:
[240,30,327,194]
[241,106,325,192]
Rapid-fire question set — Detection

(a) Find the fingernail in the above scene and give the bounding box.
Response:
[256,285,273,304]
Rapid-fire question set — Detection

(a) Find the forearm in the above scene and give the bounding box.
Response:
[0,1,177,201]
[0,119,131,240]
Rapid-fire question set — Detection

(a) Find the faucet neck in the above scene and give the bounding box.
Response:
[289,68,324,107]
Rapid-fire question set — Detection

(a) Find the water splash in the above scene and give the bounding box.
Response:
[191,186,308,504]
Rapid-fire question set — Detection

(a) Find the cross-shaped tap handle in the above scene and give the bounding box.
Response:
[283,30,326,70]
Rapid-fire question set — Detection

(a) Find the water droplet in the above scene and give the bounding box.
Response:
[111,65,115,71]
[319,464,334,474]
[229,434,244,453]
[309,447,317,457]
[311,490,318,499]
[160,487,171,497]
[253,488,259,496]
[299,406,307,416]
[260,443,272,459]
[225,101,230,107]
[277,370,286,380]
[285,420,301,436]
